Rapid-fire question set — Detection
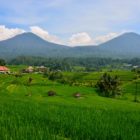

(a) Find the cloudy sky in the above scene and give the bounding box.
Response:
[0,0,140,46]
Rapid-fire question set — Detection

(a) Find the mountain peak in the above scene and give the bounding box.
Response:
[14,32,43,40]
[0,31,68,58]
[120,32,140,37]
[20,32,35,35]
[99,32,140,57]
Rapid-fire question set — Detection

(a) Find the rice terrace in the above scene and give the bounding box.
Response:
[0,59,139,140]
[0,0,140,140]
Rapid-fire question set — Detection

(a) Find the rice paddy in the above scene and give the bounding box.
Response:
[0,69,139,140]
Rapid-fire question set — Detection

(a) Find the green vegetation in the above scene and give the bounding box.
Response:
[96,73,121,97]
[0,67,139,139]
[0,58,6,66]
[8,56,140,71]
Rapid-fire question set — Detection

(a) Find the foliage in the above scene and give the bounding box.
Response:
[43,69,50,77]
[48,71,63,81]
[47,90,56,96]
[0,58,6,66]
[14,72,23,77]
[27,77,33,86]
[132,68,140,74]
[96,73,121,97]
[9,56,140,71]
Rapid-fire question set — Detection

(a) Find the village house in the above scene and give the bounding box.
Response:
[73,92,81,98]
[0,66,10,74]
[25,66,34,73]
[36,66,47,73]
[133,65,139,69]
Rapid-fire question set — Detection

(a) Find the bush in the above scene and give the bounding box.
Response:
[0,59,6,66]
[48,71,63,81]
[15,73,23,78]
[47,90,56,96]
[28,77,33,85]
[43,69,50,77]
[96,73,121,98]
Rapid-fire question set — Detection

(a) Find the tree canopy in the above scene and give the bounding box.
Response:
[96,73,121,98]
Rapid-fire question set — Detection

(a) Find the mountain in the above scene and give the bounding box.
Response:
[0,32,69,58]
[99,32,140,57]
[0,32,140,59]
[73,32,140,58]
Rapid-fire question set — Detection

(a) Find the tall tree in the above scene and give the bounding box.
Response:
[0,59,6,66]
[96,73,121,97]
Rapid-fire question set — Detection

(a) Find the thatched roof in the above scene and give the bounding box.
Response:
[73,92,81,98]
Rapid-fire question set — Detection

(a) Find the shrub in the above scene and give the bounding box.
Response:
[0,59,6,66]
[48,71,63,81]
[14,73,23,78]
[27,77,33,86]
[43,69,50,77]
[96,73,121,98]
[47,90,56,96]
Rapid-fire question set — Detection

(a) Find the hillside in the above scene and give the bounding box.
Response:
[0,32,69,58]
[0,32,140,58]
[99,32,140,57]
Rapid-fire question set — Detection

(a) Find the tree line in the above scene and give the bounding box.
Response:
[0,59,6,66]
[7,56,140,71]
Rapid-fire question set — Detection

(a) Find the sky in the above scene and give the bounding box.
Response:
[0,0,140,46]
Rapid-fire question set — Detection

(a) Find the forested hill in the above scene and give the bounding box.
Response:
[8,56,140,71]
[0,32,140,59]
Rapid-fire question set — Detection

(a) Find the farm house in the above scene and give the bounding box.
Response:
[36,66,47,73]
[26,66,34,73]
[0,66,10,74]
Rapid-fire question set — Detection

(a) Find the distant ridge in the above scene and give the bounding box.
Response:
[98,32,140,57]
[0,32,69,58]
[0,32,140,59]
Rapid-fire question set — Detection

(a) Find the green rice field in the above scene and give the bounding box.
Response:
[0,68,140,140]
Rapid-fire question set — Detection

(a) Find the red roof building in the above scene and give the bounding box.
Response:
[0,66,9,73]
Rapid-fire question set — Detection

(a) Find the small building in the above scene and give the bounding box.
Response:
[36,66,47,73]
[0,66,10,74]
[133,65,139,69]
[123,63,132,67]
[73,92,81,98]
[123,63,133,70]
[26,66,34,73]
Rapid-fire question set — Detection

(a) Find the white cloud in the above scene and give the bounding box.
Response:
[0,25,63,45]
[69,32,92,46]
[30,26,63,44]
[0,25,25,41]
[92,32,123,45]
[68,32,123,46]
[0,25,125,47]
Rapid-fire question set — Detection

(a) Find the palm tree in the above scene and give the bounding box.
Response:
[96,73,121,97]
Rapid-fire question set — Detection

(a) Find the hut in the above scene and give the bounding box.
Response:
[36,66,47,73]
[47,90,56,96]
[73,92,81,98]
[26,66,34,73]
[0,66,10,74]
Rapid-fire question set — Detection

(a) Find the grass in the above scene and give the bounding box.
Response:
[0,70,139,140]
[0,96,140,140]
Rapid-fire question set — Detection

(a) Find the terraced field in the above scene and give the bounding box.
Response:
[0,69,140,140]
